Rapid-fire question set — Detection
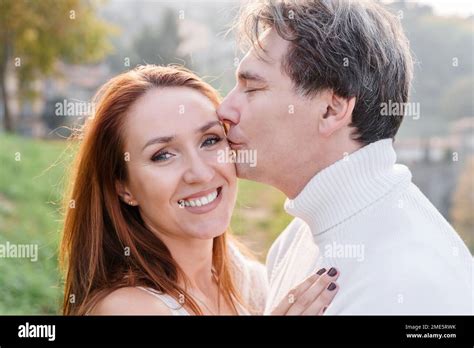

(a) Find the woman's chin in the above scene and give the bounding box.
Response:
[184,221,229,240]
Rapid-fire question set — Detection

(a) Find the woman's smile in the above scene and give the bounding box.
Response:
[177,186,223,214]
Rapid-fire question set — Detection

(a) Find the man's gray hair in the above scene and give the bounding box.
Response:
[237,0,414,144]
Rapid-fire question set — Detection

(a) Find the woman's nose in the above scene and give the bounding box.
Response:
[182,154,215,185]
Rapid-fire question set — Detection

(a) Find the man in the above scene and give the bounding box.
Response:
[217,0,472,314]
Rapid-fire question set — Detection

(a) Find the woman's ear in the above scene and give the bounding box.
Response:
[115,180,138,206]
[318,91,356,137]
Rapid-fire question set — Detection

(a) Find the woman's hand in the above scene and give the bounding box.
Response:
[270,267,339,315]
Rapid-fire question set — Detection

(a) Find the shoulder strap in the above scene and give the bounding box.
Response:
[136,287,189,315]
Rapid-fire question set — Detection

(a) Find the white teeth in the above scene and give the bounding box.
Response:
[180,189,219,208]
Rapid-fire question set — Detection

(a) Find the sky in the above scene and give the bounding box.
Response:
[392,0,474,17]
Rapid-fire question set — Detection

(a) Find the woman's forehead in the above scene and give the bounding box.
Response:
[123,87,220,146]
[130,87,214,120]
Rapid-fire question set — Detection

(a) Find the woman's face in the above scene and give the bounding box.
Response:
[119,86,237,240]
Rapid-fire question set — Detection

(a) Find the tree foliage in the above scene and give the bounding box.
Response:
[0,0,115,132]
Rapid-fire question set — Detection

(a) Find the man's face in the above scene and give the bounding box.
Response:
[217,29,322,188]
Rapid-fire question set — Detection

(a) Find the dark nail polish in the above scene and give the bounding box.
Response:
[322,306,327,314]
[327,267,337,277]
[316,268,326,275]
[327,282,337,291]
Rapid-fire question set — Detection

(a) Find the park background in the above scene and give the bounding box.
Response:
[0,0,473,314]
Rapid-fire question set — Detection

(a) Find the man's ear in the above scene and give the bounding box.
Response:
[115,180,137,206]
[318,91,356,137]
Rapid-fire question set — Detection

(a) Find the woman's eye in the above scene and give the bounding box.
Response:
[202,136,222,147]
[151,151,174,162]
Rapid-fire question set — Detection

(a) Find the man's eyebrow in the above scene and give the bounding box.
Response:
[237,70,267,83]
[142,121,223,151]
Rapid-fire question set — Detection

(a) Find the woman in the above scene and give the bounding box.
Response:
[60,65,339,315]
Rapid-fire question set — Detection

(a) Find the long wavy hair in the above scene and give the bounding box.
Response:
[60,65,244,315]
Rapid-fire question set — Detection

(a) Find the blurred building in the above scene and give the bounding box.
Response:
[395,116,474,219]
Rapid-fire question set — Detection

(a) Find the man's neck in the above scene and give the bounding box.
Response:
[281,140,362,199]
[284,138,410,236]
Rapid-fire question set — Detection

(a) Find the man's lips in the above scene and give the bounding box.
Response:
[227,139,244,149]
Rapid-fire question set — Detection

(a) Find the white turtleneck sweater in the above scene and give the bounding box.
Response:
[264,139,473,315]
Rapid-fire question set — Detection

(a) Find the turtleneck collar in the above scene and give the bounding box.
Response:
[284,139,412,237]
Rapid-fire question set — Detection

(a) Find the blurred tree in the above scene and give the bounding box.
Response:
[451,156,474,252]
[440,77,474,120]
[389,2,474,137]
[0,0,115,132]
[42,96,69,137]
[132,7,190,68]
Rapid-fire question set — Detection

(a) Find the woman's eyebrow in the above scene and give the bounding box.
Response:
[197,120,222,133]
[142,121,223,151]
[142,135,175,150]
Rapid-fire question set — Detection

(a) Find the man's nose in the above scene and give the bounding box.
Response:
[217,90,240,127]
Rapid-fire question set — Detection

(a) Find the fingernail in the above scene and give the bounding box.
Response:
[316,268,326,275]
[327,282,337,291]
[327,267,337,277]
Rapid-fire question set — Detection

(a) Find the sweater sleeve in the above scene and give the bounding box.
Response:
[266,218,309,285]
[228,242,268,314]
[244,259,269,314]
[327,245,473,315]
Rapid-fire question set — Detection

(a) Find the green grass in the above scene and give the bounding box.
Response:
[231,179,292,259]
[0,133,292,314]
[0,133,70,314]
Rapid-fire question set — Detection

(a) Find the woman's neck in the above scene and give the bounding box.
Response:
[156,232,215,291]
[161,235,232,314]
[145,225,237,314]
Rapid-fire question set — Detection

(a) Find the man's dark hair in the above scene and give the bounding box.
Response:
[237,0,414,144]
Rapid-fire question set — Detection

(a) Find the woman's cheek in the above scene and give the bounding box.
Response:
[135,166,174,205]
[211,147,237,182]
[224,162,237,185]
[219,161,237,203]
